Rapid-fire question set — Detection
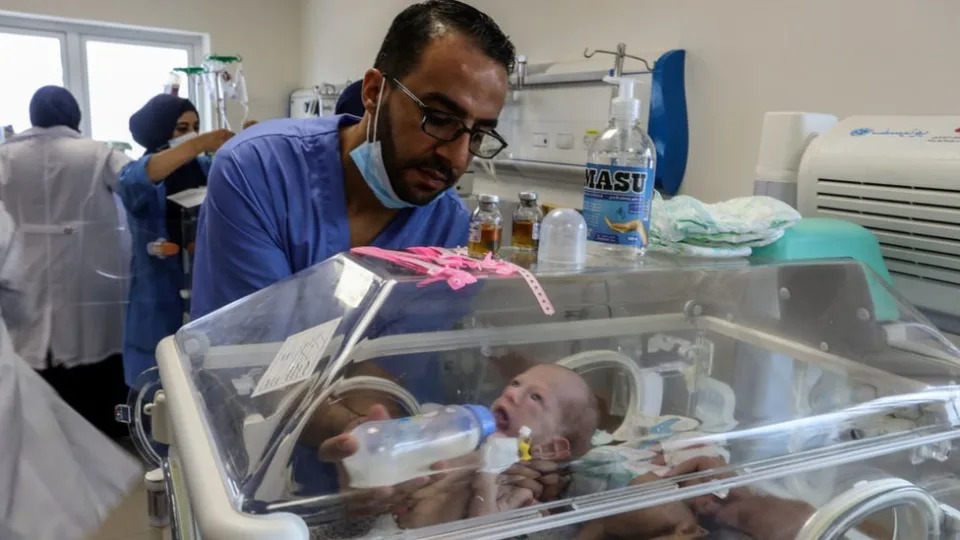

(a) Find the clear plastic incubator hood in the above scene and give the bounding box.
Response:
[154,251,960,540]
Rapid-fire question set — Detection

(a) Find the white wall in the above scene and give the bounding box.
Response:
[0,0,303,122]
[301,0,960,203]
[301,0,417,86]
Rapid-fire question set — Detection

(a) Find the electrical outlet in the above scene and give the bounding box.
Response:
[531,132,548,148]
[556,133,575,149]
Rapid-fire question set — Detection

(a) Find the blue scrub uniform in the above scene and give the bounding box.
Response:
[117,155,211,387]
[190,114,471,320]
[189,114,470,497]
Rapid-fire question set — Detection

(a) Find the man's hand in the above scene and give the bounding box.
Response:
[317,403,386,461]
[190,129,234,155]
[317,404,430,517]
[395,455,481,529]
[500,459,569,502]
[242,120,258,129]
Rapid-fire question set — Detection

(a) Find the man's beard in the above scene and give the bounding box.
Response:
[378,103,458,206]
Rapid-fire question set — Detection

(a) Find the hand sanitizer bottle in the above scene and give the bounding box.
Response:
[583,76,657,258]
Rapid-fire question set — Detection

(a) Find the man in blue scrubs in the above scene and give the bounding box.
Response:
[189,0,515,513]
[191,0,514,319]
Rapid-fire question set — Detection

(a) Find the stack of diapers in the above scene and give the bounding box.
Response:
[648,192,801,257]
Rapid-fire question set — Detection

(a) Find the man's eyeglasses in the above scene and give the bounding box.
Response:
[388,77,508,159]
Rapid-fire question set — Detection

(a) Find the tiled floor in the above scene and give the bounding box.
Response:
[87,470,172,540]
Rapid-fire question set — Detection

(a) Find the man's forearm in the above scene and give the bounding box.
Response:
[299,398,362,447]
[299,363,408,447]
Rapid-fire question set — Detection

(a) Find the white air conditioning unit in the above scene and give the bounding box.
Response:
[797,115,960,336]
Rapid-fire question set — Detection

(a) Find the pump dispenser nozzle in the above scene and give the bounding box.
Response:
[603,75,641,124]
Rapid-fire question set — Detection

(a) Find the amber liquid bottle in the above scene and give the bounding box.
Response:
[468,194,503,258]
[512,191,543,251]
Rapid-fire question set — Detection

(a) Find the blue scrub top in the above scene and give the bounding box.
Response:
[117,155,211,387]
[189,115,471,497]
[190,114,471,320]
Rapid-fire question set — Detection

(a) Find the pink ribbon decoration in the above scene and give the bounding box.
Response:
[351,246,555,315]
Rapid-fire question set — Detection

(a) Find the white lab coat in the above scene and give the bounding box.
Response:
[0,126,132,369]
[0,201,141,540]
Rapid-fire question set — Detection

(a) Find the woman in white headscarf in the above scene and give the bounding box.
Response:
[0,200,141,539]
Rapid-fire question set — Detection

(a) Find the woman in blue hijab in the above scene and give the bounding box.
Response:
[28,85,82,131]
[116,94,233,387]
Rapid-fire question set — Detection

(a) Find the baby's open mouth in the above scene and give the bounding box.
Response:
[493,405,510,431]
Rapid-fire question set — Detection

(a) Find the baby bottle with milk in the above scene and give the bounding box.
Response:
[342,404,496,488]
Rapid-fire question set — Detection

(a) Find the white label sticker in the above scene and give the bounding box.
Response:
[468,222,481,243]
[251,317,342,397]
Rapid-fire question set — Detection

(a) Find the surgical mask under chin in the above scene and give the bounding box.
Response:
[349,82,418,209]
[167,131,198,149]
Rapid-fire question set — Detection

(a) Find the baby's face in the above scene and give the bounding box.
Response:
[490,365,578,445]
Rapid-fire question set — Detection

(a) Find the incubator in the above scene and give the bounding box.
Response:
[149,250,960,539]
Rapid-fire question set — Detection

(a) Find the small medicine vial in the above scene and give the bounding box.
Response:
[512,191,543,252]
[468,194,503,258]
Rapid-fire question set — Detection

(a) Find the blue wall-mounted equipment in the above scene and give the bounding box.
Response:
[647,49,688,196]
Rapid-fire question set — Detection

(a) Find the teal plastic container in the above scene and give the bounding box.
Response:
[751,218,898,321]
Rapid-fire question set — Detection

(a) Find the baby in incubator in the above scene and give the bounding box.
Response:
[352,362,808,539]
[394,363,599,527]
[396,364,707,538]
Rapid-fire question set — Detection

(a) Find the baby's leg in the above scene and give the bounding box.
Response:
[589,472,700,539]
[650,522,708,539]
[573,520,606,540]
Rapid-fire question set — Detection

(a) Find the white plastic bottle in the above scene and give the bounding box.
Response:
[342,404,496,488]
[583,76,657,258]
